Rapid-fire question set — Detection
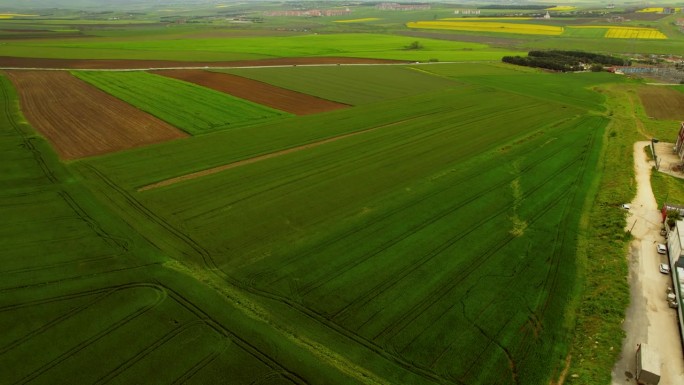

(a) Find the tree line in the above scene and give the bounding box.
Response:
[502,50,630,72]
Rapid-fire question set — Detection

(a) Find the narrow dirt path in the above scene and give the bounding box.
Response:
[611,141,684,385]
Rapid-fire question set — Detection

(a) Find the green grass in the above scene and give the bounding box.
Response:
[72,71,288,135]
[221,65,462,105]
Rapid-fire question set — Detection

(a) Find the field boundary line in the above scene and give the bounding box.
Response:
[137,112,441,192]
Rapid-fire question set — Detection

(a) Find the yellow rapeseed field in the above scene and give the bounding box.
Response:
[637,7,680,13]
[334,18,380,23]
[0,13,38,18]
[407,21,563,35]
[440,17,533,20]
[546,6,576,11]
[570,25,667,39]
[605,28,667,39]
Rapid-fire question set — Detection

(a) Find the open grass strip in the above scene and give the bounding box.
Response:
[407,21,564,35]
[72,71,288,135]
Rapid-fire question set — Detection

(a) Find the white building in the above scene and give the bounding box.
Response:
[666,220,684,348]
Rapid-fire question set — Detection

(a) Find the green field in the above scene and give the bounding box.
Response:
[67,63,611,384]
[221,65,462,105]
[0,33,523,62]
[72,71,288,134]
[2,1,678,384]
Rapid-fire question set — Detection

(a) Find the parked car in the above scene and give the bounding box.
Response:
[657,243,667,254]
[659,263,670,274]
[621,204,631,210]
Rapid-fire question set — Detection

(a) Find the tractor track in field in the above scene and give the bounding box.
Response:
[327,138,587,326]
[0,77,56,184]
[92,166,456,383]
[160,284,307,385]
[180,103,483,224]
[137,110,447,192]
[58,191,130,252]
[0,254,116,276]
[80,105,592,384]
[0,283,166,356]
[410,124,597,380]
[13,285,166,384]
[265,104,556,288]
[93,320,220,384]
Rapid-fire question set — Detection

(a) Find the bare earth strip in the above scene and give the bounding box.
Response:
[5,70,187,160]
[0,56,405,70]
[139,113,433,192]
[155,70,348,116]
[637,86,684,121]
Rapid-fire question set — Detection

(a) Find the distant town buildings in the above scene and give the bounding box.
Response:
[263,8,352,17]
[454,9,480,15]
[376,3,431,11]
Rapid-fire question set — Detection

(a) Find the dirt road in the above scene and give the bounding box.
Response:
[611,141,684,384]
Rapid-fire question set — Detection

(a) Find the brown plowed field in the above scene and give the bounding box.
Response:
[156,70,348,115]
[5,70,187,160]
[638,86,684,120]
[0,56,404,69]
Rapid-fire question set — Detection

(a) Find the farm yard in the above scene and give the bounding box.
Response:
[2,1,683,384]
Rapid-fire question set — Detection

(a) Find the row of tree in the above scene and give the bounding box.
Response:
[502,50,630,72]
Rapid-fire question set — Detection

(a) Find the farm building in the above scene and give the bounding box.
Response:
[666,220,684,351]
[454,9,480,15]
[674,122,684,160]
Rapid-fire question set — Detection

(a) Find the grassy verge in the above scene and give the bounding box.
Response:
[651,166,684,207]
[565,84,643,384]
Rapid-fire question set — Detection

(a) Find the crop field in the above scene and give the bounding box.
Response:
[637,7,681,13]
[604,27,667,39]
[155,70,348,116]
[0,33,524,62]
[51,62,608,384]
[73,71,288,135]
[407,21,564,36]
[220,65,462,105]
[4,70,186,159]
[0,75,320,385]
[566,26,667,40]
[412,63,617,111]
[0,5,648,384]
[638,86,684,120]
